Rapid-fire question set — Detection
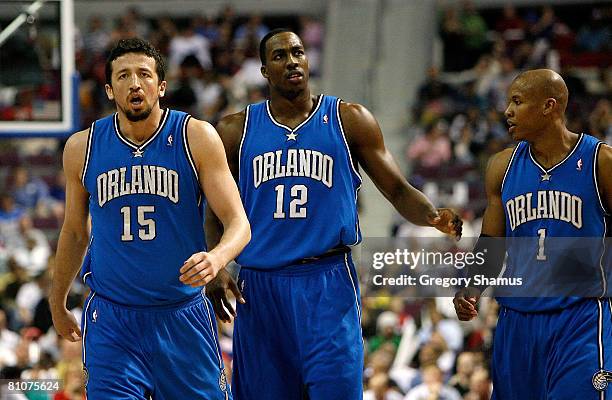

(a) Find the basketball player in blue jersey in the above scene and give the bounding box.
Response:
[454,69,611,399]
[203,29,463,400]
[49,38,250,399]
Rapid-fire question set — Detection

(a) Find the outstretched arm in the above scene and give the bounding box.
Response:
[203,112,247,322]
[50,129,91,342]
[454,147,512,321]
[340,102,461,237]
[179,117,250,287]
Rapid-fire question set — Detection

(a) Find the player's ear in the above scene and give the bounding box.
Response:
[159,81,167,98]
[261,65,268,79]
[543,98,557,115]
[105,84,114,101]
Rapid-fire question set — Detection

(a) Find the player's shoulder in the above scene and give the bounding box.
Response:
[64,129,90,156]
[185,117,219,148]
[63,129,90,176]
[216,110,247,153]
[485,145,519,190]
[339,101,373,122]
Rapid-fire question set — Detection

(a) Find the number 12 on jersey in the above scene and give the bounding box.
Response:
[274,184,307,219]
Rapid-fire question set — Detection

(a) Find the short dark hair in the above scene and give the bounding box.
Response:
[259,28,295,65]
[105,38,166,85]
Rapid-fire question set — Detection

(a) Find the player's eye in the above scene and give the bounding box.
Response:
[273,54,282,60]
[294,50,304,56]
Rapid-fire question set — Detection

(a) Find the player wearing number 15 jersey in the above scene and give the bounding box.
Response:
[454,69,611,399]
[50,38,250,399]
[205,29,462,400]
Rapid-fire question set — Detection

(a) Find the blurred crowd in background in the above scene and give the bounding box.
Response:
[0,2,610,399]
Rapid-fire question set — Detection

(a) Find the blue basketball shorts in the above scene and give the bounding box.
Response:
[232,253,363,400]
[492,298,612,400]
[81,291,231,400]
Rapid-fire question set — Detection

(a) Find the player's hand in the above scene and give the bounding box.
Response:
[50,305,82,342]
[179,251,224,287]
[206,269,245,323]
[453,287,481,321]
[428,208,463,240]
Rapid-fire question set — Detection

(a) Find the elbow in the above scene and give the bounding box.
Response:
[243,218,252,245]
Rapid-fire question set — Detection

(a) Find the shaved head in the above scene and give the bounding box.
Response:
[512,69,569,114]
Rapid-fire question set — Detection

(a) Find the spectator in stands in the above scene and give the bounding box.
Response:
[448,351,476,396]
[369,311,402,353]
[406,120,452,175]
[0,309,19,368]
[193,15,221,44]
[464,368,491,400]
[364,373,404,400]
[576,10,610,53]
[439,7,466,72]
[233,15,269,46]
[10,167,51,216]
[495,5,526,54]
[11,215,50,277]
[404,365,462,400]
[0,194,26,249]
[83,16,110,57]
[168,20,212,74]
[53,359,85,400]
[460,1,488,69]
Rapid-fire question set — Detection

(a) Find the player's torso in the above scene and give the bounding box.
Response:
[237,95,362,269]
[499,134,608,311]
[82,109,206,305]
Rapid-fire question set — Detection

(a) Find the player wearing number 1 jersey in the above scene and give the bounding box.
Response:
[50,39,250,399]
[454,69,612,399]
[205,29,462,400]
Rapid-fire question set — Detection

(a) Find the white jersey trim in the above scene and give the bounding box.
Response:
[81,292,96,365]
[237,106,250,184]
[336,99,363,245]
[81,121,95,186]
[113,108,169,152]
[593,142,609,215]
[501,144,521,193]
[201,292,224,370]
[265,95,323,133]
[181,115,199,180]
[527,133,584,175]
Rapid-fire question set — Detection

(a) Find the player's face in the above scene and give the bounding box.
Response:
[504,80,545,141]
[105,53,166,122]
[261,32,309,98]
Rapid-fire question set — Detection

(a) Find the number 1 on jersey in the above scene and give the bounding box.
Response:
[274,184,308,219]
[536,228,547,261]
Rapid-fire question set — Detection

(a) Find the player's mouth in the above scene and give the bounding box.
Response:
[507,120,517,134]
[129,94,145,108]
[286,71,303,83]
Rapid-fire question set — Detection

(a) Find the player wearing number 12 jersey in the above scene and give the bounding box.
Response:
[50,38,250,399]
[205,29,462,400]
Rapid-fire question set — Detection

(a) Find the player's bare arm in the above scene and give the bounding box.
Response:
[50,129,91,342]
[203,112,247,322]
[340,101,462,238]
[179,118,251,288]
[596,144,612,213]
[453,147,513,321]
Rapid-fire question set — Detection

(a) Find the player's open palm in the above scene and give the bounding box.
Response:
[453,287,481,321]
[206,269,245,323]
[51,306,82,342]
[180,251,224,287]
[428,208,463,240]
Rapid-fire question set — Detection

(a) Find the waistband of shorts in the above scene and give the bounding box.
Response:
[90,290,204,312]
[241,249,352,277]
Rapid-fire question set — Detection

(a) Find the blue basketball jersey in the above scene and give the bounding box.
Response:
[81,109,206,306]
[500,133,609,312]
[237,95,362,269]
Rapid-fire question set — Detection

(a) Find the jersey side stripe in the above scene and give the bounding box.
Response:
[237,105,250,184]
[81,121,95,186]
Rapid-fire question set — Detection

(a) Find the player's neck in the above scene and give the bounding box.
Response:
[116,106,164,145]
[529,123,578,169]
[268,88,314,119]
